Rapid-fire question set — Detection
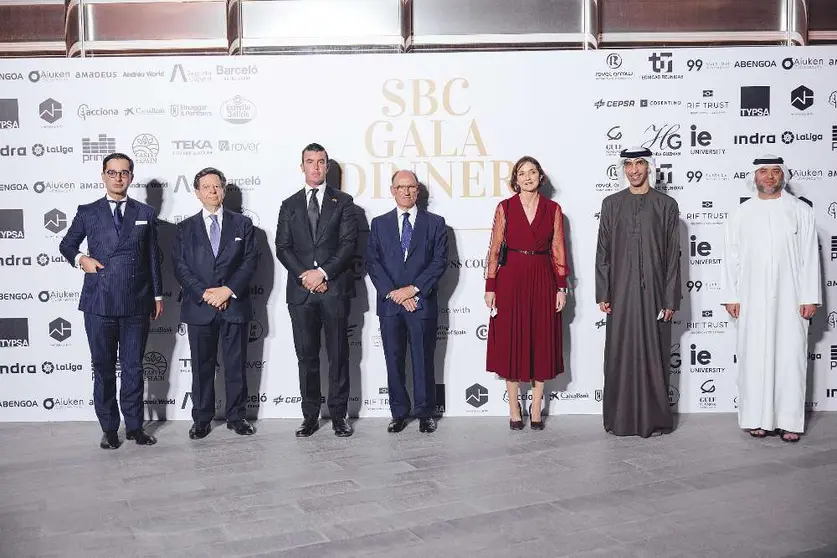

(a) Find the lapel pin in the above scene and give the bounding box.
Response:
[331,198,337,203]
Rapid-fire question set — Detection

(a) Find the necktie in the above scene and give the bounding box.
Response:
[401,212,412,259]
[209,214,220,257]
[307,188,320,239]
[111,200,124,234]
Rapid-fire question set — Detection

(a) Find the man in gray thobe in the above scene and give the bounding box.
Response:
[595,146,681,437]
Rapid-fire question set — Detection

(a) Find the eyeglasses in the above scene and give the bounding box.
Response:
[105,170,132,179]
[394,185,418,193]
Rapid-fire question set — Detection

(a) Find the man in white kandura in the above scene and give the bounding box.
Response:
[721,155,821,443]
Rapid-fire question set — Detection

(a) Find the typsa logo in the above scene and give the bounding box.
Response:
[0,317,29,348]
[48,317,72,342]
[465,383,488,408]
[0,209,25,239]
[39,98,62,124]
[790,85,814,111]
[132,133,159,164]
[43,209,67,234]
[220,96,256,124]
[81,134,116,163]
[740,86,770,117]
[475,324,488,341]
[142,351,168,381]
[0,98,20,130]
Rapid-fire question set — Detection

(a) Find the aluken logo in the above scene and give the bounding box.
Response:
[43,209,67,234]
[790,85,814,111]
[465,383,488,408]
[48,318,71,342]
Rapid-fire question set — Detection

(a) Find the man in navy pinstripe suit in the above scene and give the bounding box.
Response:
[60,153,163,450]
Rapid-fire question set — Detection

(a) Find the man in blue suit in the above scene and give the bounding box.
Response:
[59,153,163,450]
[172,167,258,439]
[366,170,448,433]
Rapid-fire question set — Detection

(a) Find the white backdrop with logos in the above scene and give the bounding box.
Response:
[0,46,836,421]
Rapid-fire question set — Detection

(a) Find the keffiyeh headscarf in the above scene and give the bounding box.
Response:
[619,146,656,189]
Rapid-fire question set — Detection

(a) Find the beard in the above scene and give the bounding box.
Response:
[756,180,783,196]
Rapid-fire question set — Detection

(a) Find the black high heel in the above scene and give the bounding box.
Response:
[529,403,545,430]
[509,401,525,431]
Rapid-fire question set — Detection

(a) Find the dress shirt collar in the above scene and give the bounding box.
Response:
[304,183,326,198]
[396,205,418,221]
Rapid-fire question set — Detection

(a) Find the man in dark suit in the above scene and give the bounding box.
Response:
[366,170,448,433]
[172,167,258,439]
[59,153,163,450]
[275,143,358,437]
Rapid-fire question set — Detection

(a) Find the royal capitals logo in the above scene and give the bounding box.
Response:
[220,96,256,124]
[39,98,62,125]
[595,53,634,81]
[169,64,212,83]
[43,209,67,234]
[595,164,621,193]
[0,318,29,348]
[132,134,159,164]
[465,383,488,410]
[740,86,770,117]
[0,209,25,240]
[689,235,721,266]
[644,51,683,80]
[48,317,72,343]
[687,89,730,116]
[81,134,116,163]
[0,99,20,129]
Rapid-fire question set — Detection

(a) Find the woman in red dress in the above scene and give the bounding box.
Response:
[484,156,569,430]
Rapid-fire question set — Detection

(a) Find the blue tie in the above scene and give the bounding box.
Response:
[111,200,124,234]
[209,214,220,257]
[401,212,412,259]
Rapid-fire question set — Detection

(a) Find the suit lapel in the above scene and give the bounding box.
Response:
[193,211,214,258]
[406,209,426,261]
[315,186,338,244]
[114,198,138,249]
[384,209,400,259]
[215,209,236,259]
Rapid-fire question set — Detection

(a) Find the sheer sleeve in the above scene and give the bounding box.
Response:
[551,203,569,289]
[484,201,506,292]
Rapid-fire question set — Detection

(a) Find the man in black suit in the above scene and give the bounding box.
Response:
[275,143,358,437]
[366,170,448,433]
[173,167,258,439]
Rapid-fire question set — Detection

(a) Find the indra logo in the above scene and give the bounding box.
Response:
[39,98,62,124]
[248,319,263,343]
[791,85,814,111]
[465,383,488,408]
[220,96,256,124]
[132,134,159,164]
[0,99,20,130]
[142,351,168,381]
[740,86,770,117]
[48,317,71,342]
[475,324,488,340]
[43,209,67,234]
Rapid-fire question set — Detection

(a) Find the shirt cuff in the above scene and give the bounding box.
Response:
[317,267,328,281]
[74,253,84,268]
[154,296,163,301]
[412,285,420,294]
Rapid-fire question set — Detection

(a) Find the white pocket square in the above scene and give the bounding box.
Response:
[234,237,242,241]
[136,220,148,225]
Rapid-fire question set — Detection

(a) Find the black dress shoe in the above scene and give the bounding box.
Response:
[530,419,545,431]
[100,430,120,450]
[387,418,408,433]
[295,418,319,438]
[189,422,211,439]
[332,417,354,437]
[419,417,437,433]
[126,429,157,445]
[227,419,256,436]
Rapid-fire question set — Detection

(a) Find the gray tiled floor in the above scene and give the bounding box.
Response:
[1,413,836,558]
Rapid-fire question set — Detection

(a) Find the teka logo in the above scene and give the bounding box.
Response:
[606,53,622,69]
[606,126,622,141]
[81,134,116,163]
[39,98,62,123]
[648,52,674,73]
[690,343,712,365]
[0,99,20,130]
[43,209,67,234]
[48,317,71,342]
[465,383,488,408]
[0,209,25,239]
[740,86,770,117]
[700,379,716,393]
[0,317,29,348]
[475,324,488,340]
[791,85,814,111]
[220,96,256,124]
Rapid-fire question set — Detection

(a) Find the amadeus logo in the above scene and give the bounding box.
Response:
[132,134,159,164]
[791,85,814,111]
[220,96,256,124]
[0,317,29,348]
[0,209,25,239]
[740,86,770,117]
[0,99,20,130]
[48,317,71,342]
[465,383,488,408]
[43,209,66,234]
[39,98,62,124]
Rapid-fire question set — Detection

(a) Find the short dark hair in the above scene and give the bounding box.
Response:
[301,142,328,164]
[510,155,546,193]
[390,169,419,185]
[193,167,227,191]
[102,152,134,174]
